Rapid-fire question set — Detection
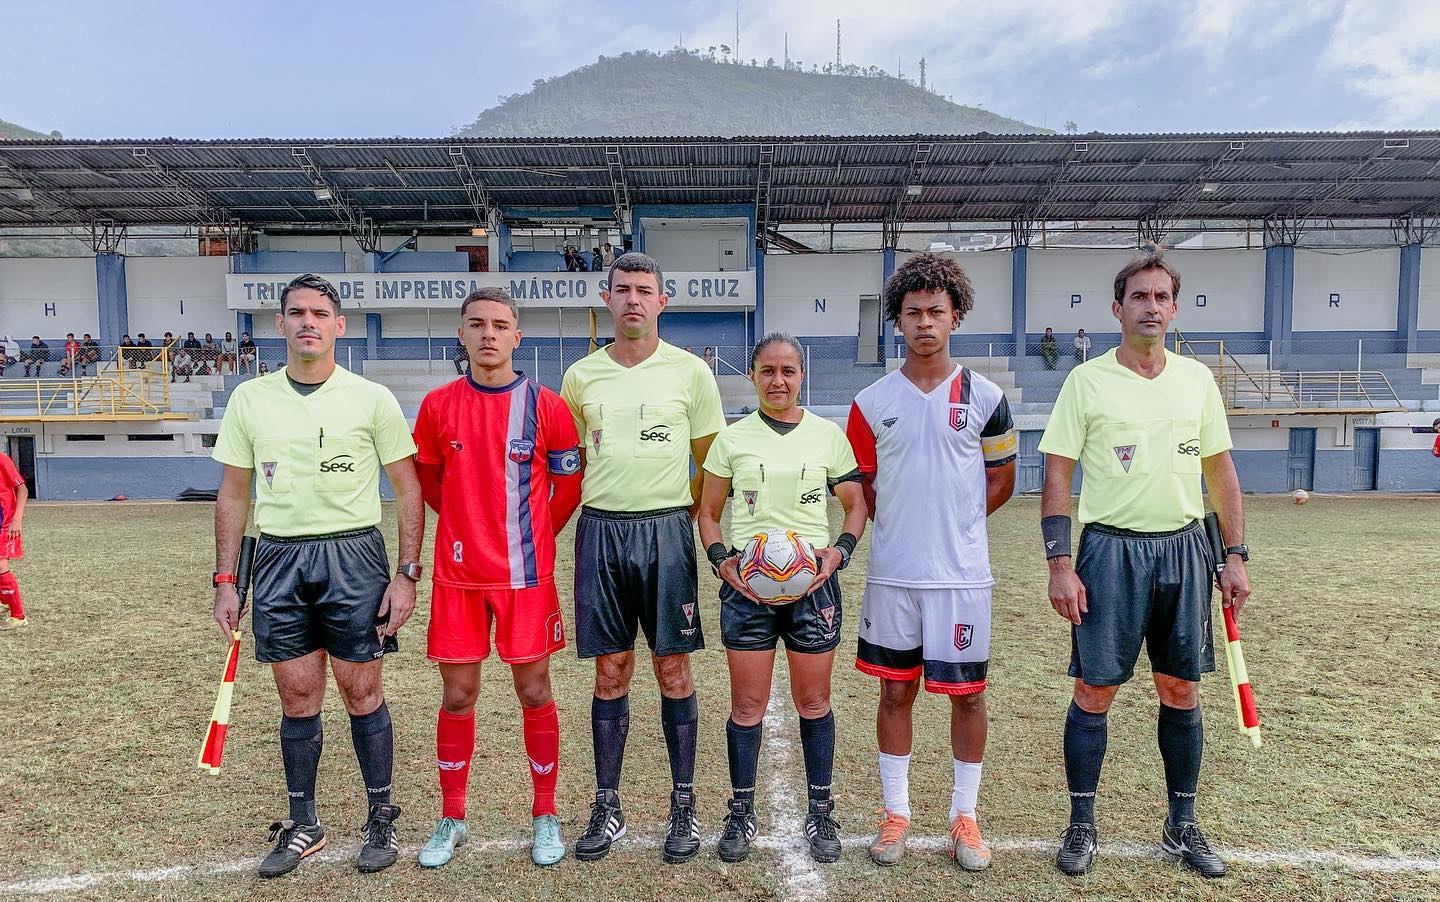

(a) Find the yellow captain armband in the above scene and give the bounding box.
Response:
[981,429,1018,467]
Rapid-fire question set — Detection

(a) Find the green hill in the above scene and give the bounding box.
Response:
[0,118,59,140]
[460,49,1047,137]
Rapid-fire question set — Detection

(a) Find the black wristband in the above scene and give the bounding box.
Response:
[835,532,858,556]
[706,542,732,569]
[1042,515,1072,559]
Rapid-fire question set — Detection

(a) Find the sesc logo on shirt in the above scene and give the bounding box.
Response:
[320,454,355,473]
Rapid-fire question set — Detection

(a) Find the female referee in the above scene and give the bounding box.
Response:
[697,332,867,864]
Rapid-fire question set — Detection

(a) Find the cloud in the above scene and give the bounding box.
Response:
[1324,0,1440,127]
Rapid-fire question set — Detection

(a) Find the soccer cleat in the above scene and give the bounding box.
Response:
[717,798,757,863]
[663,789,701,863]
[0,616,25,631]
[1057,822,1099,876]
[948,813,992,871]
[418,816,468,869]
[356,803,401,873]
[531,814,565,866]
[1162,820,1226,878]
[804,798,841,863]
[868,810,910,866]
[574,789,626,861]
[258,819,326,878]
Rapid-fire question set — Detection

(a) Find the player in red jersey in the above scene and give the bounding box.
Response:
[0,450,26,631]
[412,287,583,868]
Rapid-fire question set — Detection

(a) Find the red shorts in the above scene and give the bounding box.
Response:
[1,534,21,560]
[427,581,565,664]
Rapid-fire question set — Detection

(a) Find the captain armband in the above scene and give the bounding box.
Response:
[1042,515,1072,560]
[981,429,1018,468]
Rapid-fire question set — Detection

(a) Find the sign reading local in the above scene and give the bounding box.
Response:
[227,272,754,310]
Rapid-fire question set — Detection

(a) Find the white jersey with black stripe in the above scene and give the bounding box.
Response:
[847,365,1016,589]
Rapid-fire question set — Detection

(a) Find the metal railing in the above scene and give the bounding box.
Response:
[1215,369,1403,413]
[0,347,181,420]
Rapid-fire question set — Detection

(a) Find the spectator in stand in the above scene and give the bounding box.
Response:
[591,247,604,272]
[58,333,81,376]
[171,347,196,383]
[257,361,270,375]
[135,334,156,367]
[565,245,584,272]
[199,333,220,374]
[238,332,257,374]
[219,332,238,374]
[702,346,717,373]
[1073,327,1091,363]
[602,242,617,269]
[0,340,13,376]
[21,336,51,377]
[1040,327,1060,370]
[79,334,101,375]
[120,334,137,369]
[182,331,202,353]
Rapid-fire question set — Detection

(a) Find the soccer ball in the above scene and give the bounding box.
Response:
[1292,489,1309,505]
[737,531,818,603]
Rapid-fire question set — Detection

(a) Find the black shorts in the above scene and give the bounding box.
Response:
[251,527,391,664]
[721,578,841,653]
[1069,521,1216,686]
[574,506,702,658]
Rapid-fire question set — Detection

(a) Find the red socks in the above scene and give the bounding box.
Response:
[436,708,474,820]
[0,570,22,620]
[522,701,560,818]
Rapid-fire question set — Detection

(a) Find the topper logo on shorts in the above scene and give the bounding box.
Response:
[801,488,823,504]
[320,454,355,473]
[955,623,973,652]
[508,438,534,463]
[1113,444,1136,473]
[639,424,672,442]
[949,405,968,431]
[1177,437,1200,456]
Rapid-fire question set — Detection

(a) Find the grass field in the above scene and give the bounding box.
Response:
[1,495,1439,901]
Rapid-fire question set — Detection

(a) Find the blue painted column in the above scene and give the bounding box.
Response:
[366,313,381,359]
[1264,244,1295,355]
[753,249,765,342]
[95,253,128,347]
[236,312,253,339]
[1011,245,1028,356]
[1398,243,1421,353]
[882,248,897,360]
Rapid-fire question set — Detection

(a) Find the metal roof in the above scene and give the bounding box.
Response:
[1,132,1437,238]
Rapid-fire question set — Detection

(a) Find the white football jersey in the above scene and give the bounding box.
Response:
[847,365,1016,588]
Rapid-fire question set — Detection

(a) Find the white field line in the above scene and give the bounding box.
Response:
[5,833,1439,895]
[760,671,827,901]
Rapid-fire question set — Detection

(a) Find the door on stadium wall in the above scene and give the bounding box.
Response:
[1288,427,1315,491]
[6,436,36,500]
[1018,430,1045,493]
[857,295,882,364]
[1352,427,1379,491]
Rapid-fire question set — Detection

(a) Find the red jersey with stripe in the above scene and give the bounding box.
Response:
[414,374,581,590]
[0,452,22,526]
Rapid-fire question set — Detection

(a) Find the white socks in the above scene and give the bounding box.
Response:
[877,752,912,818]
[950,759,983,821]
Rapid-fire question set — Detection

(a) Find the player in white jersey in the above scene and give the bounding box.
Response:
[846,253,1017,871]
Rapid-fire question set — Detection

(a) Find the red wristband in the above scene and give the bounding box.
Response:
[212,572,237,587]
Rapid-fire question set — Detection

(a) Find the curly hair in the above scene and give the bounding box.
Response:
[883,252,975,325]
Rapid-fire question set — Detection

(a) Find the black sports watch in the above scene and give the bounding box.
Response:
[396,562,423,582]
[1224,544,1250,562]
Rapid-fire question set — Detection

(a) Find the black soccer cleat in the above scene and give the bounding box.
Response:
[575,789,627,861]
[356,803,401,873]
[1056,822,1099,876]
[258,819,326,878]
[1162,820,1226,878]
[717,798,758,863]
[804,798,842,863]
[663,789,701,863]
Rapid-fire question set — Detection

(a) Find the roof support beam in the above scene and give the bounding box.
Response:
[130,148,232,226]
[604,145,631,234]
[447,146,493,225]
[290,147,381,252]
[1138,140,1247,242]
[754,144,775,248]
[1013,141,1091,245]
[882,142,931,249]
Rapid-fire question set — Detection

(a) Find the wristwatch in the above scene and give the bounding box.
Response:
[1224,544,1250,562]
[396,562,423,582]
[212,571,236,588]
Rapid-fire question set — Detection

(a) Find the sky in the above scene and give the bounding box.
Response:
[3,0,1439,138]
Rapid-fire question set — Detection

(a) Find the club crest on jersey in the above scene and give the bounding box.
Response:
[682,603,696,625]
[261,461,277,488]
[1113,444,1136,472]
[449,440,463,452]
[955,623,974,652]
[742,490,758,514]
[508,438,534,463]
[949,405,968,431]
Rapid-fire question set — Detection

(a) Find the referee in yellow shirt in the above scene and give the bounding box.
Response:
[211,274,424,878]
[1038,247,1251,879]
[562,252,726,864]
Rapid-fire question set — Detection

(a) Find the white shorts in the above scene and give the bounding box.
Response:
[855,583,991,695]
